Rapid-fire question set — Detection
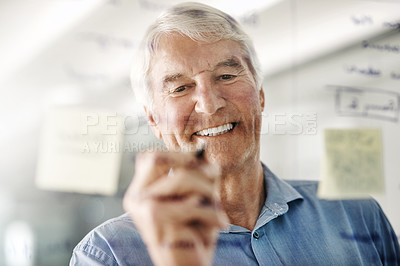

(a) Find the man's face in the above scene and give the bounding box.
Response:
[146,34,264,172]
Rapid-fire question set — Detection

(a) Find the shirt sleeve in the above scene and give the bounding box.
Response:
[70,243,119,266]
[69,214,153,265]
[372,200,400,265]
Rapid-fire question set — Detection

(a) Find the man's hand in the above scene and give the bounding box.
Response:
[123,151,228,266]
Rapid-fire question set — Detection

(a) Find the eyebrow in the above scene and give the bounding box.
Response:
[162,73,186,90]
[162,73,184,85]
[215,57,244,70]
[161,57,244,88]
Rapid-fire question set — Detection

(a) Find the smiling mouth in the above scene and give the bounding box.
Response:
[194,123,237,137]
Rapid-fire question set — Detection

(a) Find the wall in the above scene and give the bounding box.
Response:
[259,0,400,239]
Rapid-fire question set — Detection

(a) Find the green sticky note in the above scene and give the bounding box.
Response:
[318,128,385,199]
[35,107,123,195]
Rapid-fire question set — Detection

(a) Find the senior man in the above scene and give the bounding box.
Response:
[71,2,400,265]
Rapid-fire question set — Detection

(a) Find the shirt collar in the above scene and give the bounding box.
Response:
[220,162,303,233]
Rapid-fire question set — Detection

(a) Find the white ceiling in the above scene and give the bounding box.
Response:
[0,0,281,85]
[2,0,399,86]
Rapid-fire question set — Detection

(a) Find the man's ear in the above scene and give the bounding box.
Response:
[144,106,162,139]
[259,88,265,112]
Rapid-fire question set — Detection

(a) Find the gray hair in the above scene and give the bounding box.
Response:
[131,2,262,109]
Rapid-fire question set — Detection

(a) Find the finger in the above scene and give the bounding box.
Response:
[158,227,214,266]
[142,168,216,201]
[125,165,218,212]
[133,150,216,189]
[124,151,197,211]
[132,151,175,189]
[157,195,228,229]
[161,227,204,250]
[130,195,226,245]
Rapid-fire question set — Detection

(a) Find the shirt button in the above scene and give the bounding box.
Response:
[253,232,260,239]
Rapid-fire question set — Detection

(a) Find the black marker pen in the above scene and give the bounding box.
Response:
[196,147,205,160]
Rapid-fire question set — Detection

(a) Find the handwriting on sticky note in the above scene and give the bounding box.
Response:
[35,107,123,195]
[318,128,384,199]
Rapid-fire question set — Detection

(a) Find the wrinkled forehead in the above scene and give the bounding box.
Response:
[149,34,247,80]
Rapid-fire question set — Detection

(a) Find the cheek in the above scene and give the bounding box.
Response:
[229,88,261,112]
[228,88,263,131]
[158,101,193,133]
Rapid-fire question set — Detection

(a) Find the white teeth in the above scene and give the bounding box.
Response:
[195,123,234,137]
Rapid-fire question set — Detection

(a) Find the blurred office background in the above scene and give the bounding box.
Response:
[1,0,399,265]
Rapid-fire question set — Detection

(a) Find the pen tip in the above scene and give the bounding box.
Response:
[196,146,205,159]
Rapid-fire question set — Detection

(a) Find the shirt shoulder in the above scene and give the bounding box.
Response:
[280,179,399,264]
[285,179,384,218]
[284,179,319,193]
[70,213,152,266]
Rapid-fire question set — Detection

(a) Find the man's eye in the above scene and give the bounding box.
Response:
[170,85,191,95]
[174,86,186,93]
[219,74,235,80]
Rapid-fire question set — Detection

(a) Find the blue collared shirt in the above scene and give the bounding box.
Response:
[70,163,400,265]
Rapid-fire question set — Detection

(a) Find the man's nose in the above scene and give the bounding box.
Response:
[194,80,226,114]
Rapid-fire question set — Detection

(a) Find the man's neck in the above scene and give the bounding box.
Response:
[219,160,265,231]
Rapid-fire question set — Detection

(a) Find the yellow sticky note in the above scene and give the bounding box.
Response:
[318,128,385,199]
[35,107,124,195]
